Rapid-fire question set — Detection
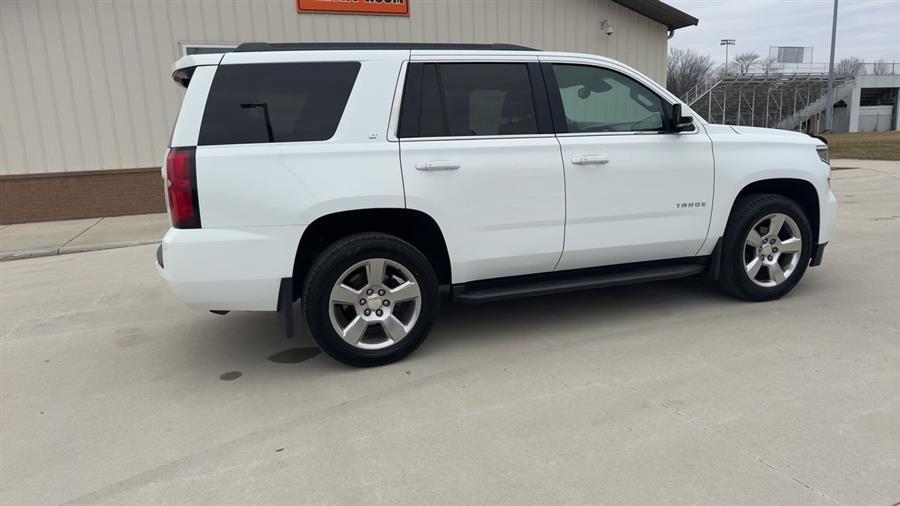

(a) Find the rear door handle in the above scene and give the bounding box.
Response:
[571,155,609,165]
[415,161,460,171]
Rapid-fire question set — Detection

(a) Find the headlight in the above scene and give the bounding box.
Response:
[816,145,829,164]
[816,145,831,188]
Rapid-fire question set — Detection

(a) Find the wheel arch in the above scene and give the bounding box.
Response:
[292,208,451,299]
[732,178,820,243]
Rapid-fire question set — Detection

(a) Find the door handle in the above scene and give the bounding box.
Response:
[415,160,460,171]
[571,155,610,165]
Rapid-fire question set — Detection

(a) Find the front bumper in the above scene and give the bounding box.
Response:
[809,189,836,267]
[156,225,304,311]
[819,190,838,244]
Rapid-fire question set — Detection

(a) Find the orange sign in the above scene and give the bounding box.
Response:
[297,0,409,16]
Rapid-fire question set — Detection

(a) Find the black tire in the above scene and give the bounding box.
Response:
[301,233,439,367]
[719,194,813,301]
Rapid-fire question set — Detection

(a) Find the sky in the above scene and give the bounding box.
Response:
[665,0,900,64]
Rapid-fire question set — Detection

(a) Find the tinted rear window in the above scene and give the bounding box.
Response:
[198,62,360,145]
[399,63,539,138]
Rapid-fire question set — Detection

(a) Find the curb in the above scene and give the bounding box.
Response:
[0,240,159,262]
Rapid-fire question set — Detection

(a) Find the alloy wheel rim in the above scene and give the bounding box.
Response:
[743,213,803,288]
[328,258,422,350]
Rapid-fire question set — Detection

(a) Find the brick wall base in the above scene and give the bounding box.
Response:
[0,168,165,224]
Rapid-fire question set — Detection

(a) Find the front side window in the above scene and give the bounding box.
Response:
[400,63,539,137]
[199,62,360,145]
[552,64,665,133]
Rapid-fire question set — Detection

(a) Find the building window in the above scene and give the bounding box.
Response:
[180,43,237,56]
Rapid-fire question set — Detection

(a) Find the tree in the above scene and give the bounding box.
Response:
[758,56,781,76]
[732,52,760,76]
[835,57,865,78]
[872,59,891,75]
[666,48,715,99]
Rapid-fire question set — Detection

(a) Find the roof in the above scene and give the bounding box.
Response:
[611,0,698,31]
[232,3,699,55]
[234,43,536,53]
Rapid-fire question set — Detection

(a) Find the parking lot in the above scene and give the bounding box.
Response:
[2,161,898,504]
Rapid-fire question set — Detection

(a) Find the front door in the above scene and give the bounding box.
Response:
[543,61,715,271]
[398,61,565,283]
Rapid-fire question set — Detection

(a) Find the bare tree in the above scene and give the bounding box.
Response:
[835,57,866,78]
[872,59,890,75]
[666,48,715,99]
[732,52,760,76]
[758,56,781,76]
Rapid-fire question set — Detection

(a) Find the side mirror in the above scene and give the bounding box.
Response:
[671,103,694,132]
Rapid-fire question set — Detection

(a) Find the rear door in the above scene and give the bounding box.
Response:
[397,57,565,283]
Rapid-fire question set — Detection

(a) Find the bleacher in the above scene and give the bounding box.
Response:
[684,69,853,131]
[681,59,899,132]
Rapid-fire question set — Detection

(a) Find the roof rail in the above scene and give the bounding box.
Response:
[233,42,538,53]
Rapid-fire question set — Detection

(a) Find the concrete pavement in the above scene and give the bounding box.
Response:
[0,213,169,261]
[830,158,900,171]
[1,162,899,504]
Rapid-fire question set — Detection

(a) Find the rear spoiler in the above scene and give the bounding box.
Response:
[809,133,828,145]
[171,53,225,88]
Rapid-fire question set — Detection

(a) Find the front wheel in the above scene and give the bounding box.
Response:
[719,194,813,301]
[302,233,439,367]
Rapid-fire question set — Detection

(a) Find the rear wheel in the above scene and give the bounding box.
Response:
[302,233,439,367]
[719,194,813,301]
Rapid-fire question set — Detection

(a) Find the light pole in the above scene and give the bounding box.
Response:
[721,38,736,74]
[825,0,839,132]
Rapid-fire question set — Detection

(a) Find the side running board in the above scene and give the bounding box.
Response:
[453,262,707,303]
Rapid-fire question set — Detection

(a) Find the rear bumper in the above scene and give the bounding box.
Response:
[155,225,304,311]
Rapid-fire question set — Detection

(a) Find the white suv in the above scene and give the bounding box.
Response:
[158,43,837,366]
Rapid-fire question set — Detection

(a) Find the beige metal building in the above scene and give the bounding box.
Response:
[0,0,696,223]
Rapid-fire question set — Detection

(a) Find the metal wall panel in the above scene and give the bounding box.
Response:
[0,0,668,175]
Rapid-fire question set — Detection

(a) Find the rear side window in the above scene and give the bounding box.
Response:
[399,63,539,138]
[198,62,360,145]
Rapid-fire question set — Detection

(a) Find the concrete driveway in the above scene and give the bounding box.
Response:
[1,163,898,505]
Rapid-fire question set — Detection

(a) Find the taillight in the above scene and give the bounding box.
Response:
[165,147,201,229]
